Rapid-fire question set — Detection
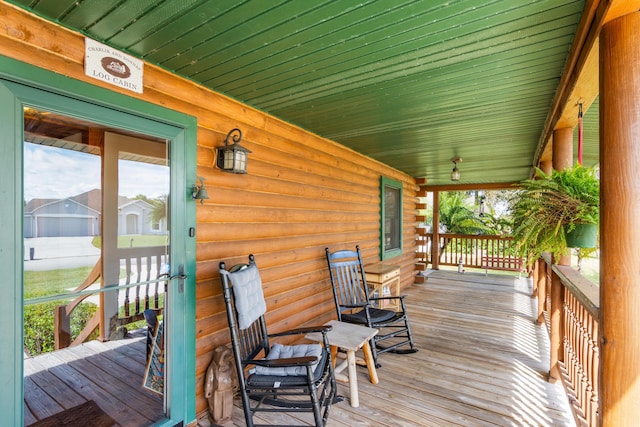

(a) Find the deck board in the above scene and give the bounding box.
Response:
[24,270,575,426]
[24,333,163,427]
[209,270,575,427]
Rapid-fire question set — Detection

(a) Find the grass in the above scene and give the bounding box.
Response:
[24,267,94,300]
[92,234,168,249]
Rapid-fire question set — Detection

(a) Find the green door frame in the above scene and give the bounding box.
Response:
[0,56,197,426]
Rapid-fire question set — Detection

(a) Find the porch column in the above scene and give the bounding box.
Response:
[536,259,546,324]
[552,127,573,267]
[539,159,552,175]
[552,128,573,172]
[600,12,640,426]
[548,127,573,381]
[431,191,440,270]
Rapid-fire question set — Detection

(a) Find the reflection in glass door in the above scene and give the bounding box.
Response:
[22,108,170,426]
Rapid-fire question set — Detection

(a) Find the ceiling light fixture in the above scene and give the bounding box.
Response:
[451,157,462,181]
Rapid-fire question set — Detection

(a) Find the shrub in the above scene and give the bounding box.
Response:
[24,300,99,356]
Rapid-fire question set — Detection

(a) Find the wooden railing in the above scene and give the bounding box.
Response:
[116,246,169,327]
[54,246,168,349]
[416,231,523,272]
[537,255,600,427]
[415,229,599,426]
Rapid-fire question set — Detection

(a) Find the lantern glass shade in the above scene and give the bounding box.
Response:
[217,128,251,173]
[451,165,460,181]
[450,158,462,181]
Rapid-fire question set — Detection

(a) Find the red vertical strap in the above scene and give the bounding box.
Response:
[578,103,583,165]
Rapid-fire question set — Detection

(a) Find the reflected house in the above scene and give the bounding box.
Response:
[23,188,166,238]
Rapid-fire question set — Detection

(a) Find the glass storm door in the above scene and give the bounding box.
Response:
[22,108,172,426]
[0,68,195,427]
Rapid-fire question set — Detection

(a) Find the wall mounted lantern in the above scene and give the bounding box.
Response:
[451,157,462,181]
[192,176,209,204]
[217,128,251,173]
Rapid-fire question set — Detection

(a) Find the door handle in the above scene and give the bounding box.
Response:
[170,265,187,293]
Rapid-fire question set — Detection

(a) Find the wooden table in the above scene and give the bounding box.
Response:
[365,262,400,310]
[306,320,379,407]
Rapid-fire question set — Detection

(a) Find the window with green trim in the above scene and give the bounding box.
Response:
[380,176,402,260]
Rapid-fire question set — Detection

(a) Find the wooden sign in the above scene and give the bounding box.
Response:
[85,37,143,93]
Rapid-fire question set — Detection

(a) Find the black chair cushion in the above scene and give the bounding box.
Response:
[247,350,329,388]
[342,307,396,324]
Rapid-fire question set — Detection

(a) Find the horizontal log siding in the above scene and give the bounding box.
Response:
[1,3,419,417]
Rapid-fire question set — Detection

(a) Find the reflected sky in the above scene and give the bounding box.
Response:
[24,143,169,201]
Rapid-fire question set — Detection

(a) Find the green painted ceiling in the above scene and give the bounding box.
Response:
[9,0,598,185]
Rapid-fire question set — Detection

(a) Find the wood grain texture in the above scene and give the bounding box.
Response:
[0,2,420,414]
[599,11,640,427]
[24,335,162,426]
[201,270,574,426]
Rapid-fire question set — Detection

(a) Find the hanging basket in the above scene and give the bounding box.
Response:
[565,223,598,248]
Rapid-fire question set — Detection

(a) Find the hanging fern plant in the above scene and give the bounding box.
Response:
[509,164,599,267]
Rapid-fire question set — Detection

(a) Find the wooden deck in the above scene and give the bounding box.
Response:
[23,270,574,426]
[24,331,163,427]
[215,270,575,427]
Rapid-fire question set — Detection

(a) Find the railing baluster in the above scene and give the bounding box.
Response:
[541,257,599,426]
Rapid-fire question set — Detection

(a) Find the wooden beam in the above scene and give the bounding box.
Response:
[534,0,640,170]
[533,0,604,169]
[420,181,519,192]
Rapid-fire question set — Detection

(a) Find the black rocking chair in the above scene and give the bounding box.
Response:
[219,254,338,427]
[325,245,417,367]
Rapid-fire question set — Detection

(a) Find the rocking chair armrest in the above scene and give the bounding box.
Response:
[248,356,320,368]
[268,325,333,338]
[369,294,408,302]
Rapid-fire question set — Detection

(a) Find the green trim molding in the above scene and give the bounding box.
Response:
[380,176,403,261]
[0,55,197,427]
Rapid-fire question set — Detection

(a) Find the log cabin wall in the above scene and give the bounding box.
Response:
[0,3,418,415]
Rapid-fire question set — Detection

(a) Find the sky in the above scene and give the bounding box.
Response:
[24,143,170,201]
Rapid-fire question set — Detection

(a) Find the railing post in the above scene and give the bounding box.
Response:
[549,261,565,382]
[431,190,440,270]
[531,258,539,297]
[536,258,546,324]
[54,305,71,350]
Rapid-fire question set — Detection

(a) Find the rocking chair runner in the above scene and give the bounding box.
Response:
[325,246,417,367]
[219,255,339,427]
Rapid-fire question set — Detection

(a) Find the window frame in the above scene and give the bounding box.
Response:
[380,176,403,260]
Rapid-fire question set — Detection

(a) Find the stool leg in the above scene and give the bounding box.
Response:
[347,350,358,407]
[362,341,379,384]
[330,345,338,369]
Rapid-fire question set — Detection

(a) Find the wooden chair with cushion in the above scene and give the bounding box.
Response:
[219,254,339,427]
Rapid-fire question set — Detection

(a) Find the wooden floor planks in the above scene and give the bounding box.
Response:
[24,332,163,427]
[24,270,575,426]
[215,270,575,427]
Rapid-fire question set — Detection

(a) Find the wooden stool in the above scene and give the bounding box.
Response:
[307,320,378,407]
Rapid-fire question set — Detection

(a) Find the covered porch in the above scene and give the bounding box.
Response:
[24,269,574,426]
[217,270,574,426]
[2,1,640,425]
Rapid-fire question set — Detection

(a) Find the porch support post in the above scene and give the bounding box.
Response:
[600,12,640,426]
[548,127,573,381]
[539,159,552,175]
[552,128,573,172]
[531,255,538,296]
[431,191,440,270]
[549,265,564,381]
[552,126,573,266]
[536,258,546,324]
